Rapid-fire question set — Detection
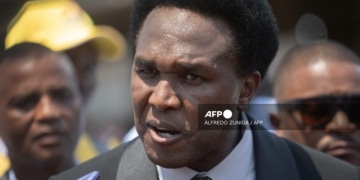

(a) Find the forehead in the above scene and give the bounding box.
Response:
[0,54,76,92]
[276,61,360,102]
[135,7,233,64]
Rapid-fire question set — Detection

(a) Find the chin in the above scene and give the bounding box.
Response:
[143,144,189,168]
[31,148,68,164]
[37,153,63,163]
[147,152,189,168]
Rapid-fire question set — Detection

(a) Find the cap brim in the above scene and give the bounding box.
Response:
[88,25,127,62]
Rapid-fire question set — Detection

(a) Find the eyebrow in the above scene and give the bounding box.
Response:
[134,57,212,73]
[8,92,39,105]
[134,58,155,67]
[174,62,212,74]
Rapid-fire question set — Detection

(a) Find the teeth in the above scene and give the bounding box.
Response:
[159,132,173,138]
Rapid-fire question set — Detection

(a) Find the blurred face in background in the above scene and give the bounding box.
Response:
[272,61,360,166]
[66,42,98,105]
[0,53,83,166]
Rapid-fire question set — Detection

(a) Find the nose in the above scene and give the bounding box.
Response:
[34,96,61,122]
[148,80,181,111]
[325,110,356,133]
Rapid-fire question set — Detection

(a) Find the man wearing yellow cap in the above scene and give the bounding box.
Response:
[5,0,126,103]
[0,0,126,178]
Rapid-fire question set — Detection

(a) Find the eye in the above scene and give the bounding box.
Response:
[183,74,203,85]
[143,68,158,74]
[9,94,39,112]
[184,74,201,81]
[51,89,74,104]
[137,68,159,78]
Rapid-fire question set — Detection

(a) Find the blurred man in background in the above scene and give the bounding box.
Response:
[271,41,360,166]
[0,43,83,180]
[0,0,126,173]
[5,0,126,105]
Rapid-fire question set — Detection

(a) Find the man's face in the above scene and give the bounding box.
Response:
[0,54,83,165]
[274,61,360,165]
[66,42,98,105]
[131,7,249,170]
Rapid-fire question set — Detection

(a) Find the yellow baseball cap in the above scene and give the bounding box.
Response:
[5,0,126,61]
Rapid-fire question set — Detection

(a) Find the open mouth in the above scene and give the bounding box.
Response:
[153,127,180,138]
[147,123,183,145]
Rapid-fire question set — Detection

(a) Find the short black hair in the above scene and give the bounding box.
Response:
[0,42,54,65]
[130,0,279,79]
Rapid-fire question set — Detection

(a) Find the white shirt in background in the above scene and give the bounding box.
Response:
[0,138,7,156]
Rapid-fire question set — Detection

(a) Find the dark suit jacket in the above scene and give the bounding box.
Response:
[49,123,360,180]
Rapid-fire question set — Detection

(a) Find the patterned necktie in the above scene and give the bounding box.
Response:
[191,175,212,180]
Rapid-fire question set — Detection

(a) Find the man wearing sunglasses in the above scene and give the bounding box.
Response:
[271,41,360,166]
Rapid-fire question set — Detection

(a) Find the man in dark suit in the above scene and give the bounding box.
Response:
[51,0,360,179]
[270,41,360,166]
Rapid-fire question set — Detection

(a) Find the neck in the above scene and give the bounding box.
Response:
[10,157,75,180]
[188,124,245,172]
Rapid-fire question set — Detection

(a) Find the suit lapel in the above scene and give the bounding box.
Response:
[249,115,301,180]
[116,138,158,180]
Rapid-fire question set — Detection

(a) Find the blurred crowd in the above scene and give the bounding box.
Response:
[0,0,360,180]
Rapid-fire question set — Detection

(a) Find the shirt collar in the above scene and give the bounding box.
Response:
[8,169,17,180]
[157,112,255,180]
[157,164,198,180]
[0,138,7,156]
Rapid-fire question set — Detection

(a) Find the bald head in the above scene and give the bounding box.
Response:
[277,41,359,71]
[273,41,360,102]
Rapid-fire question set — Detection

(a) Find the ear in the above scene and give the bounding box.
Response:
[270,113,283,136]
[237,71,261,111]
[270,113,280,129]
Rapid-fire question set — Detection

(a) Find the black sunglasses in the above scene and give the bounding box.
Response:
[278,94,360,129]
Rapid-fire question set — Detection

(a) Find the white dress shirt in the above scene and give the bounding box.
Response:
[8,170,17,180]
[0,138,7,156]
[157,113,255,180]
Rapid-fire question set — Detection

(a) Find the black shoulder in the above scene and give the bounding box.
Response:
[284,139,360,180]
[49,139,136,180]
